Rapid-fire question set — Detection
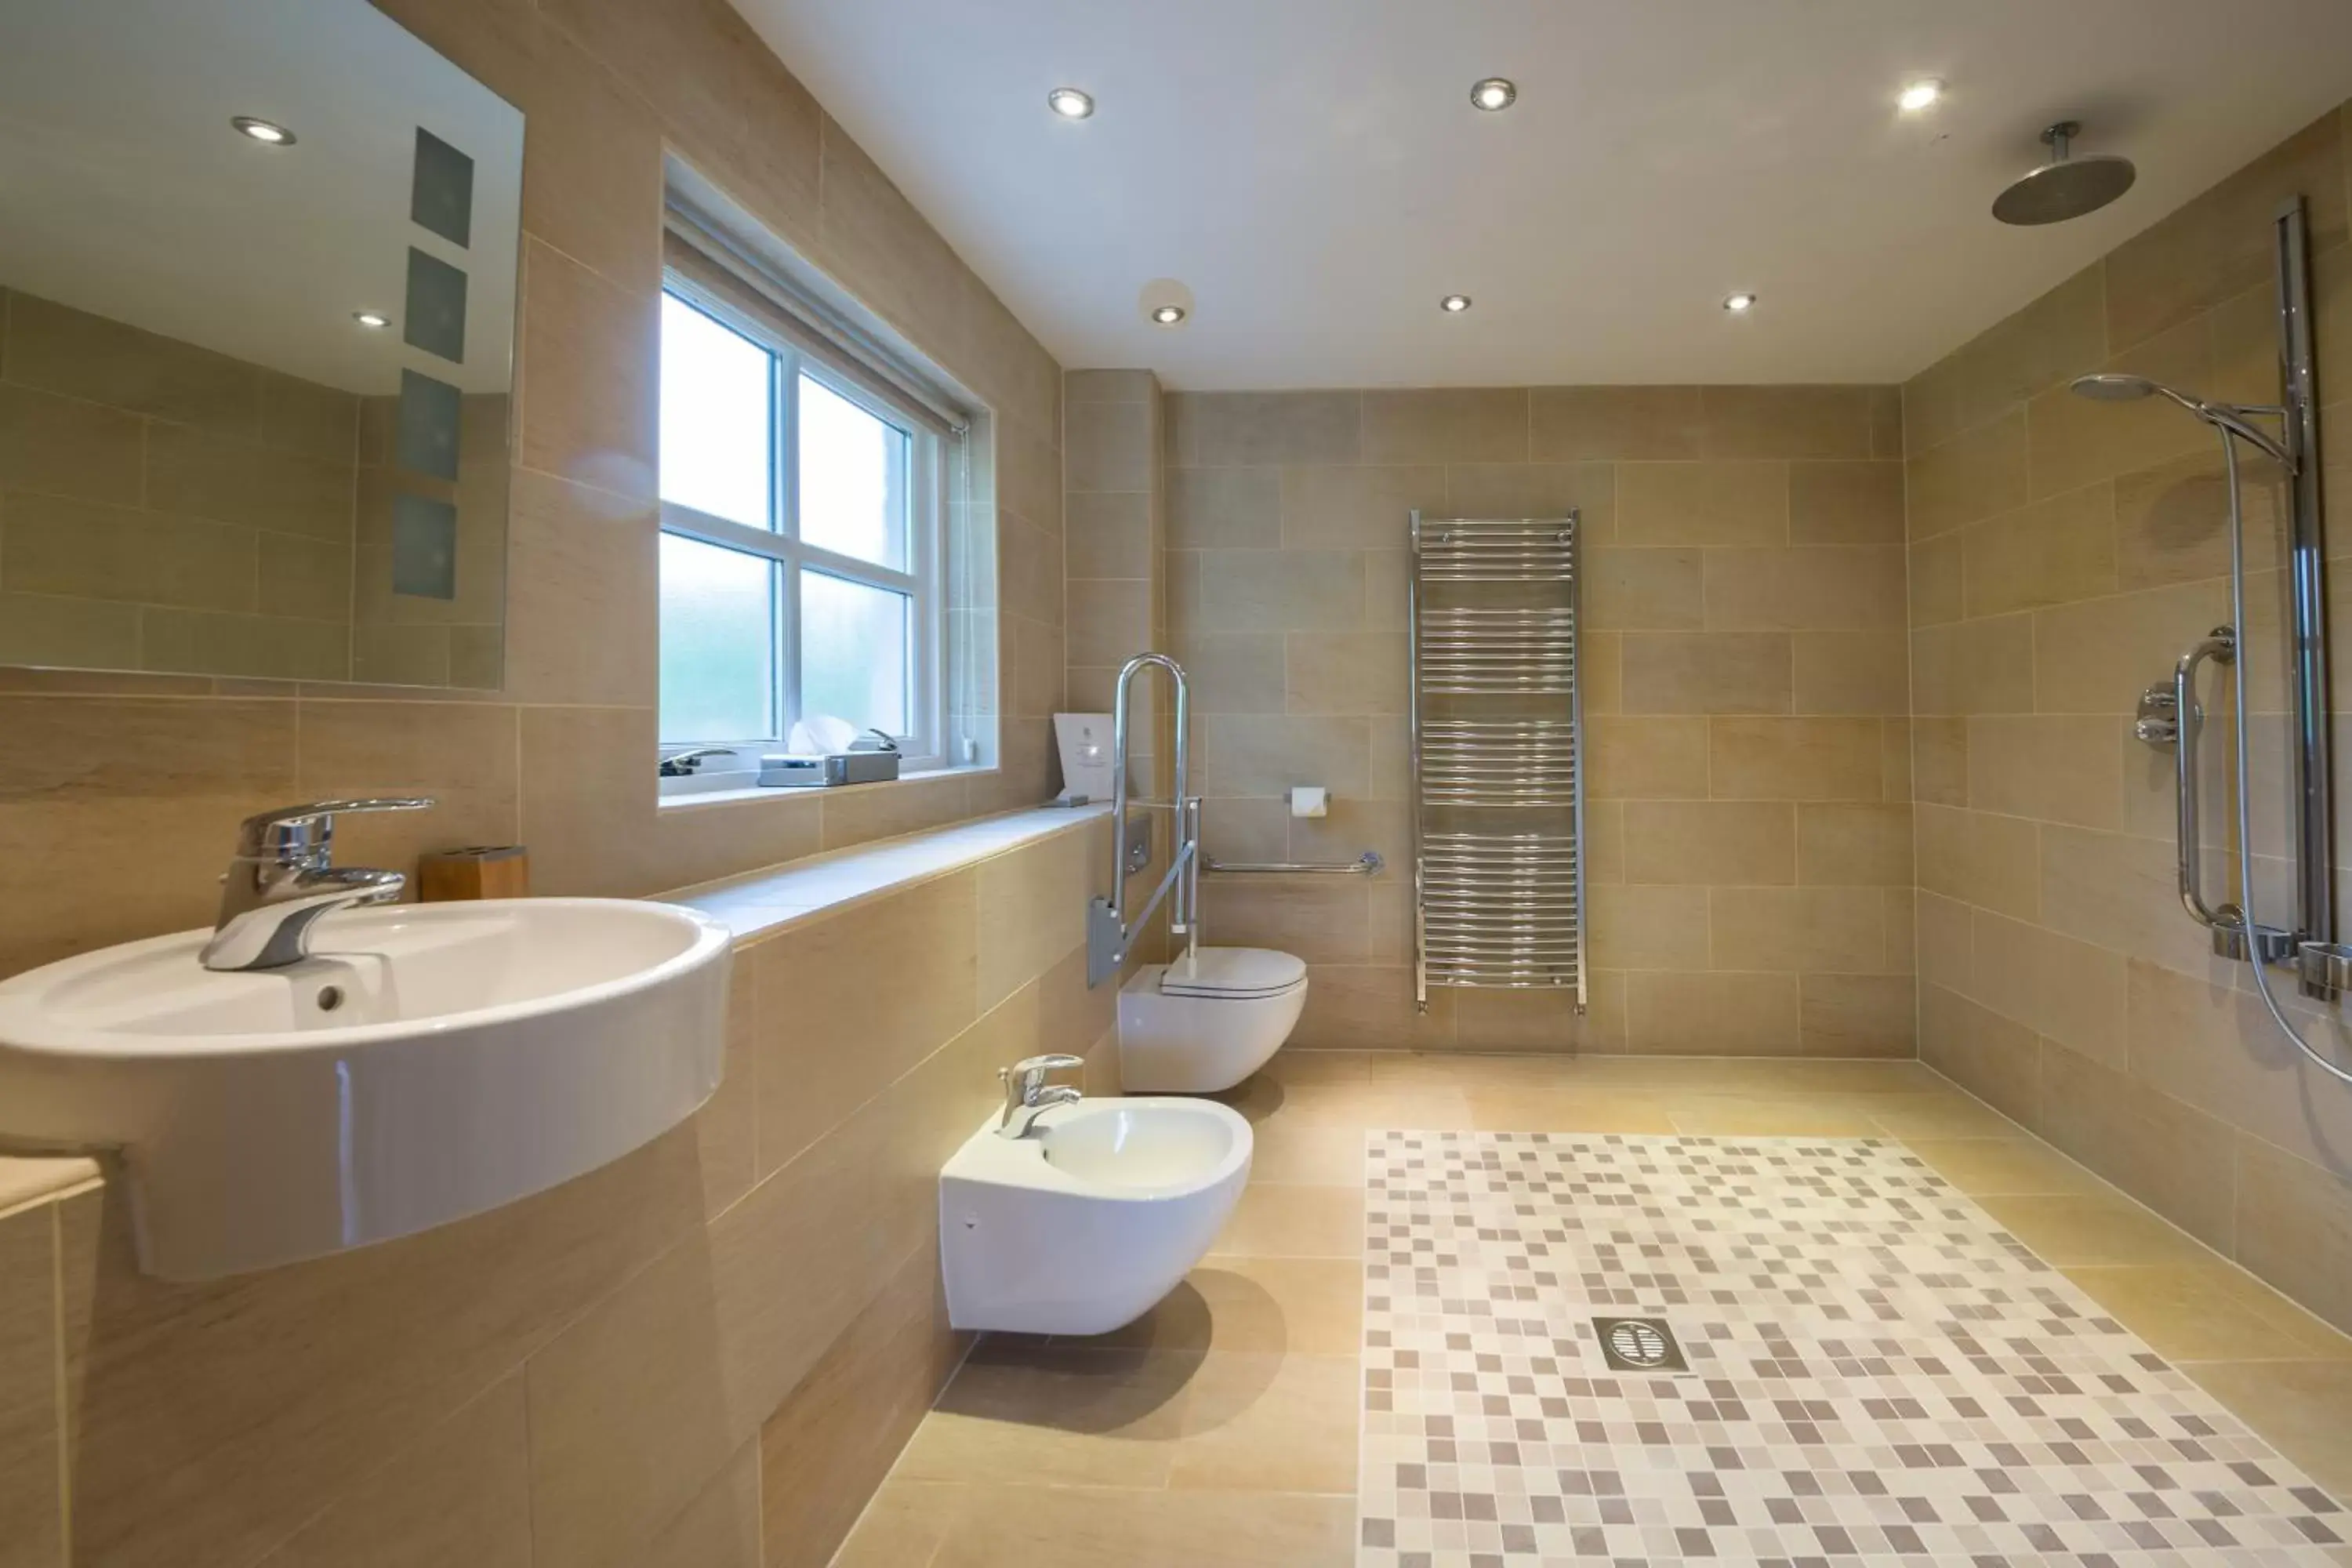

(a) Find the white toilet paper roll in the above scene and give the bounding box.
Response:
[1290,786,1328,818]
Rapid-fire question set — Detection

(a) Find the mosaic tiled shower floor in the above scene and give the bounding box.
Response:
[1359,1132,2350,1566]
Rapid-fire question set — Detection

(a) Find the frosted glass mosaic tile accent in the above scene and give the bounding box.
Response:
[1359,1133,2348,1566]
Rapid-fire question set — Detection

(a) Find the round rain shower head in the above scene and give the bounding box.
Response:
[1993,122,2136,226]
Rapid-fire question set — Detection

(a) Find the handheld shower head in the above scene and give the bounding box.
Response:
[2067,374,2295,467]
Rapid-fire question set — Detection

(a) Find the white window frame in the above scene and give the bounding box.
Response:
[657,273,946,773]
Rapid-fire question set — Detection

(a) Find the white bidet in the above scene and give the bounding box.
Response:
[939,1096,1252,1335]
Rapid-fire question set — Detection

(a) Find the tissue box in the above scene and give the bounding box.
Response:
[757,751,902,788]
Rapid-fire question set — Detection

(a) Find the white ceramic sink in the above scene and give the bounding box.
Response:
[0,898,731,1279]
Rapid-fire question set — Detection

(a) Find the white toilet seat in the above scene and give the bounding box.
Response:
[1117,946,1308,1094]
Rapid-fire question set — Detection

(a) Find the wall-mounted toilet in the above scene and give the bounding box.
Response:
[1118,946,1307,1093]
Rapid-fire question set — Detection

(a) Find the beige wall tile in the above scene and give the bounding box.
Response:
[1970,912,2126,1069]
[1362,387,1527,463]
[1066,490,1153,578]
[813,118,970,355]
[1172,392,1360,466]
[1792,630,1908,715]
[2031,579,2231,716]
[2034,1042,2238,1253]
[2234,1137,2352,1335]
[1627,970,1801,1054]
[1619,632,1791,714]
[641,1442,761,1568]
[1906,409,2026,541]
[503,469,656,706]
[1586,716,1710,799]
[1588,884,1710,970]
[1065,401,1152,494]
[2026,318,2216,499]
[1702,546,1906,632]
[1288,965,1455,1051]
[1189,550,1365,633]
[1277,464,1443,550]
[1788,459,1904,544]
[1698,385,1880,460]
[1167,468,1279,550]
[1442,462,1611,527]
[515,238,659,502]
[2113,447,2267,590]
[1798,973,1917,1057]
[1065,579,1151,666]
[1615,461,1788,546]
[1798,802,1913,886]
[976,832,1095,1013]
[1710,886,1891,972]
[759,1241,960,1568]
[0,1203,60,1568]
[1911,716,1968,806]
[2038,824,2219,978]
[1917,982,2040,1125]
[1283,632,1406,715]
[2103,108,2347,353]
[1708,717,1884,801]
[5,291,262,435]
[1962,484,2118,617]
[2,494,260,613]
[1527,385,1704,460]
[0,384,146,508]
[1622,800,1795,885]
[1198,880,1369,965]
[1966,715,2123,829]
[1171,633,1286,714]
[1196,714,1370,799]
[1906,531,1964,627]
[1584,547,1704,630]
[258,1377,532,1568]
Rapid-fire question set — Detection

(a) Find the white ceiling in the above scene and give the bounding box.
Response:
[0,0,521,394]
[731,0,2352,389]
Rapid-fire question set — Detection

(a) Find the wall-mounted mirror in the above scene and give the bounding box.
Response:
[0,0,523,688]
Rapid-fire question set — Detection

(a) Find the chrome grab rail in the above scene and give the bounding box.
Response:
[1202,851,1383,877]
[1087,654,1196,988]
[2171,627,2235,931]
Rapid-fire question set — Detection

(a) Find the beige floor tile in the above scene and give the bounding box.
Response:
[1901,1137,2108,1197]
[1661,1097,1886,1137]
[1367,1052,1585,1090]
[1211,1184,1364,1259]
[1167,1352,1360,1494]
[1860,1090,2026,1139]
[1577,1057,1943,1095]
[829,1475,960,1568]
[1076,1258,1363,1356]
[1248,1123,1371,1186]
[2179,1361,2352,1498]
[1258,1050,1374,1085]
[2066,1262,2352,1363]
[1976,1192,2213,1267]
[894,1346,1195,1488]
[927,1484,1353,1567]
[1464,1088,1679,1134]
[1224,1078,1473,1132]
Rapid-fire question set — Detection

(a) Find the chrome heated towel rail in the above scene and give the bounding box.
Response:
[1408,512,1587,1010]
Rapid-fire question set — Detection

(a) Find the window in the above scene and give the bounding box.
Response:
[656,283,946,767]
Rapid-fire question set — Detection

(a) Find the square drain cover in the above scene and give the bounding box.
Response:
[1593,1316,1686,1372]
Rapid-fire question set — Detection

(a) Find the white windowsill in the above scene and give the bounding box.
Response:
[654,761,990,811]
[659,800,1110,943]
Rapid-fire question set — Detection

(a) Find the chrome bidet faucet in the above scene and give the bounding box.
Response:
[996,1054,1084,1139]
[199,798,435,972]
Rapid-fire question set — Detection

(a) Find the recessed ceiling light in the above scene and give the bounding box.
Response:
[1150,303,1187,325]
[1047,88,1094,120]
[1722,292,1758,313]
[1897,78,1944,113]
[1440,294,1473,314]
[1470,78,1517,112]
[352,310,390,329]
[231,115,296,145]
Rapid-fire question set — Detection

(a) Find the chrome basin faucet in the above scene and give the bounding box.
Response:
[199,799,435,972]
[997,1053,1084,1139]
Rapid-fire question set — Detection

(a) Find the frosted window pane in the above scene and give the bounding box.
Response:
[659,295,772,529]
[800,570,908,737]
[659,533,775,742]
[797,375,907,569]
